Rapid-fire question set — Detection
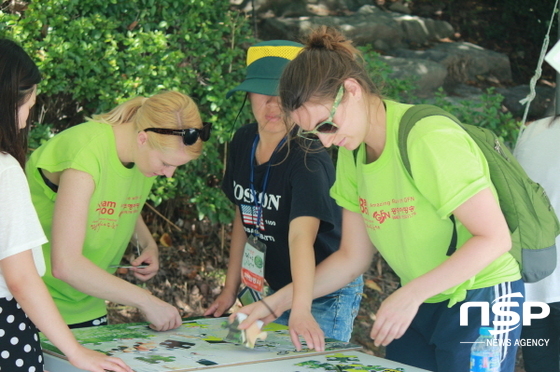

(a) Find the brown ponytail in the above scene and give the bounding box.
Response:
[279,26,379,114]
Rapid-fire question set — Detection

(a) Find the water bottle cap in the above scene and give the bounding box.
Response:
[479,327,493,336]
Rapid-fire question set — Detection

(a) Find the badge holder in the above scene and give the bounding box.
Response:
[237,286,262,307]
[241,235,267,298]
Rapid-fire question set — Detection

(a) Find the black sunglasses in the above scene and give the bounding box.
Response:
[144,122,212,146]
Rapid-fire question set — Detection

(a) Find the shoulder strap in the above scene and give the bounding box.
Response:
[398,104,462,178]
[398,104,462,256]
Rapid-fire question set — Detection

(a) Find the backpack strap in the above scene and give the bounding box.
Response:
[398,104,462,176]
[398,104,462,257]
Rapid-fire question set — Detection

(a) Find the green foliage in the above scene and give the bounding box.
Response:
[431,87,520,149]
[1,0,256,224]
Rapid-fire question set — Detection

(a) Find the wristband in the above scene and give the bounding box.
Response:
[261,299,278,318]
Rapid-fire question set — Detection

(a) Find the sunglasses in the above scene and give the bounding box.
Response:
[297,86,344,140]
[144,122,212,146]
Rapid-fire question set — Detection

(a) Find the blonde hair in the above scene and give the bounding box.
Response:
[91,91,203,158]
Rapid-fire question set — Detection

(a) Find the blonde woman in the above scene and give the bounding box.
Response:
[26,91,211,331]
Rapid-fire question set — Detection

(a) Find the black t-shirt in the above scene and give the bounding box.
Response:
[222,123,342,291]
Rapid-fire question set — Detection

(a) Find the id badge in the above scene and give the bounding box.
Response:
[241,235,266,293]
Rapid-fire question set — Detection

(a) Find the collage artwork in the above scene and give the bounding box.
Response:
[40,317,415,371]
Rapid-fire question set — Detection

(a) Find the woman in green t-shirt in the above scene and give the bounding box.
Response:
[26,91,211,331]
[234,26,524,372]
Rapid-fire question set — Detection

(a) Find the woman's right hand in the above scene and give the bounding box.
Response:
[204,289,237,317]
[234,298,280,329]
[68,346,133,372]
[140,295,182,331]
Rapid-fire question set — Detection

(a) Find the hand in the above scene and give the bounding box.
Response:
[289,310,325,351]
[204,290,236,317]
[369,286,422,346]
[141,296,182,331]
[131,245,159,281]
[67,345,133,372]
[234,299,279,329]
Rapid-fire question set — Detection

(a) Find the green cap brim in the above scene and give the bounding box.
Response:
[227,57,293,98]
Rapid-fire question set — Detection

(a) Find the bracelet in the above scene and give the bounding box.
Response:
[261,299,278,319]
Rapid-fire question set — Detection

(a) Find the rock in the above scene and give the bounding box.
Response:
[238,0,556,117]
[379,55,447,97]
[258,6,454,51]
[389,42,512,89]
[496,85,556,120]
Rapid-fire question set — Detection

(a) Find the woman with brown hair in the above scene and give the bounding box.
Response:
[236,26,523,372]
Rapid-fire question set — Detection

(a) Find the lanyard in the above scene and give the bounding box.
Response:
[249,134,287,233]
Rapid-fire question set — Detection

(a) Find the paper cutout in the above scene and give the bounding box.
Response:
[223,313,267,348]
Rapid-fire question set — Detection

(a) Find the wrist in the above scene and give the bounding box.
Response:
[400,279,429,305]
[261,298,279,318]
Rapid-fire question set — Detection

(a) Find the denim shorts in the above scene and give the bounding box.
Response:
[272,275,364,342]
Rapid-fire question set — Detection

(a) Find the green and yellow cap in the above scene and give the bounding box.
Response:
[226,40,303,98]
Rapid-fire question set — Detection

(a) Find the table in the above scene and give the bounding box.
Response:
[42,318,431,372]
[45,349,431,371]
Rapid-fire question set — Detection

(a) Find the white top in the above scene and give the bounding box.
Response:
[0,153,47,298]
[514,116,560,303]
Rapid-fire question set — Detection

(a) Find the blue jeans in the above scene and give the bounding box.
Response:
[386,279,524,372]
[271,275,364,342]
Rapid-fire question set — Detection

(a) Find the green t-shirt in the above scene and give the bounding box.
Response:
[26,121,154,324]
[331,100,520,306]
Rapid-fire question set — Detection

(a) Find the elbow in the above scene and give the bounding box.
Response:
[6,279,25,298]
[502,235,513,256]
[491,229,512,257]
[51,262,71,282]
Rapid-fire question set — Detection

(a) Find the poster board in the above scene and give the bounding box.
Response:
[219,351,432,372]
[41,317,361,372]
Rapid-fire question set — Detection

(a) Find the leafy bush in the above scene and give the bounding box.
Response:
[1,0,256,224]
[431,87,519,148]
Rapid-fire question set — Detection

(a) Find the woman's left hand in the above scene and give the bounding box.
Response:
[130,245,159,281]
[289,310,325,352]
[369,286,422,347]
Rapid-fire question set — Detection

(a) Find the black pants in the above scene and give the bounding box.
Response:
[0,297,44,371]
[522,301,560,372]
[68,315,108,329]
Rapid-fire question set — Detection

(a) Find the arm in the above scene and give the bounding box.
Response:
[204,206,246,316]
[1,251,132,372]
[287,216,324,351]
[51,168,181,331]
[237,208,375,326]
[370,187,511,346]
[130,215,160,281]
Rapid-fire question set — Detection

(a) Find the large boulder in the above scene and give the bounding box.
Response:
[379,55,447,97]
[389,42,512,89]
[235,0,555,118]
[258,5,454,50]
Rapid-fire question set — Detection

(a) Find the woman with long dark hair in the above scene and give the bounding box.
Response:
[0,38,132,372]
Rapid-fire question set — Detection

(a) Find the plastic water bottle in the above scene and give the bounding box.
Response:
[470,327,501,372]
